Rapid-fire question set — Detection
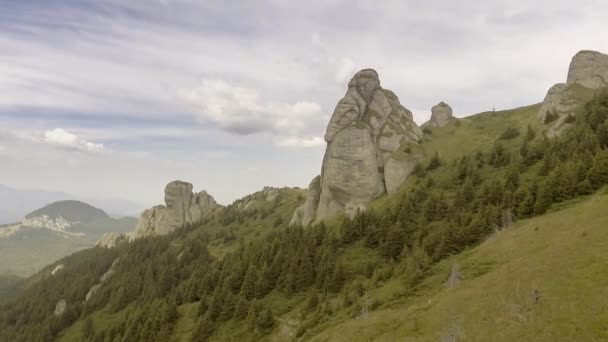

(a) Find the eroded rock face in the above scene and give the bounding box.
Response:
[424,101,454,128]
[54,299,67,317]
[540,50,608,137]
[291,69,422,225]
[131,181,220,240]
[96,232,121,248]
[566,50,608,89]
[289,176,321,227]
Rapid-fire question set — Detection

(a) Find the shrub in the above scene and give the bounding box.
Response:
[423,127,433,134]
[498,127,520,140]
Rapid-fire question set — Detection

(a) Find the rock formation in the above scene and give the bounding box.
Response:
[54,299,67,317]
[51,264,64,276]
[131,181,220,240]
[291,69,423,225]
[289,176,321,227]
[423,101,455,128]
[237,186,281,212]
[85,258,120,302]
[96,232,123,248]
[539,50,608,137]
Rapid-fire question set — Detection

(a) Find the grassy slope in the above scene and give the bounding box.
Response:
[308,190,608,341]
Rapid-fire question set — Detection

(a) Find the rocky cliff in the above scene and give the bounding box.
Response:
[131,181,221,240]
[539,50,608,137]
[423,101,455,128]
[290,69,422,226]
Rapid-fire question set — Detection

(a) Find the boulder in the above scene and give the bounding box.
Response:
[424,101,454,128]
[131,181,220,240]
[291,69,422,225]
[54,299,67,317]
[539,50,608,136]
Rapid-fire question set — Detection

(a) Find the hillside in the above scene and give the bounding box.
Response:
[1,54,608,342]
[25,200,109,224]
[0,88,605,341]
[0,200,137,277]
[308,189,608,341]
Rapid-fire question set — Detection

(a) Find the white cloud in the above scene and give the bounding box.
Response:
[335,58,357,84]
[179,79,327,146]
[44,128,104,153]
[274,136,325,148]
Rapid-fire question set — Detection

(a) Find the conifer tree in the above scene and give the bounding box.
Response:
[240,266,257,300]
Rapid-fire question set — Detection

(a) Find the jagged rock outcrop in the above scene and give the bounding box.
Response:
[85,258,120,302]
[130,181,220,240]
[51,264,64,276]
[539,50,608,137]
[423,101,455,128]
[237,186,281,212]
[54,299,67,317]
[289,176,321,227]
[291,69,423,225]
[96,232,122,248]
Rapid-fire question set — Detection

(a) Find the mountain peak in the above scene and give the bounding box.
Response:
[25,200,108,223]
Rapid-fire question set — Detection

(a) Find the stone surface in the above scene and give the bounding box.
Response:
[131,181,220,240]
[96,232,121,248]
[539,50,608,136]
[566,50,608,89]
[424,101,454,128]
[291,69,422,225]
[290,176,321,227]
[51,264,64,276]
[54,299,67,317]
[85,258,120,302]
[238,186,281,212]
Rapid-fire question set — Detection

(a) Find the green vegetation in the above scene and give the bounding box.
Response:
[0,217,136,276]
[1,92,608,341]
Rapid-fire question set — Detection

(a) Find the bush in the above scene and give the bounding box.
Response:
[423,127,433,134]
[498,127,520,140]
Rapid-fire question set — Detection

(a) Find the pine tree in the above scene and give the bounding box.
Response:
[232,296,249,321]
[191,316,215,342]
[427,152,442,170]
[255,308,275,335]
[534,181,553,215]
[588,150,608,188]
[240,266,257,300]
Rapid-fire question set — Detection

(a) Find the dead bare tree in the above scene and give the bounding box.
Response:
[446,263,462,289]
[501,208,515,229]
[441,313,464,342]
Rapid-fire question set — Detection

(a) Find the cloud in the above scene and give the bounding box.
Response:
[43,128,104,153]
[335,58,357,84]
[274,136,325,148]
[179,79,327,146]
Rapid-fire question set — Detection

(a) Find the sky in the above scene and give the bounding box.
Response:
[1,0,608,208]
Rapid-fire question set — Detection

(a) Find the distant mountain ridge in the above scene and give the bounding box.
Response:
[0,200,136,276]
[0,184,144,224]
[25,200,109,224]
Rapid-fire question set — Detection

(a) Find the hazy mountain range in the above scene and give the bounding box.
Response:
[0,184,144,224]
